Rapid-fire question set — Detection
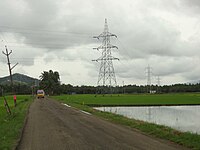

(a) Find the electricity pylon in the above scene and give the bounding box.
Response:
[156,76,161,93]
[93,19,119,92]
[146,64,152,93]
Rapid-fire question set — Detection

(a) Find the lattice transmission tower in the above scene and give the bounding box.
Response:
[156,75,161,93]
[93,19,119,89]
[146,64,152,93]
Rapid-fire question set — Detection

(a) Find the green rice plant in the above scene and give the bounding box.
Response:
[53,93,200,106]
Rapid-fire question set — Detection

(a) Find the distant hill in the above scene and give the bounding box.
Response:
[0,73,39,85]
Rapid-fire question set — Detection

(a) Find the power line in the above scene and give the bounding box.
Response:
[1,30,93,38]
[1,56,129,63]
[0,25,94,36]
[3,41,94,46]
[0,57,87,63]
[0,31,8,45]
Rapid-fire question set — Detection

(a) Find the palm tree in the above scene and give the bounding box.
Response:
[39,70,60,95]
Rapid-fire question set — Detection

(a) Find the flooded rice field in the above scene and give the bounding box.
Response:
[95,106,200,134]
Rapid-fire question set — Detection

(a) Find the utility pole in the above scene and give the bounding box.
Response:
[2,45,18,90]
[93,19,119,94]
[146,64,152,93]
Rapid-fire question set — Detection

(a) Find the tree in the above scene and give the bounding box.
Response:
[39,70,60,95]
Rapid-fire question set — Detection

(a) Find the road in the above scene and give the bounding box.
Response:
[17,98,189,150]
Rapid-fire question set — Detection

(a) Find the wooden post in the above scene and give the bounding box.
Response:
[3,96,11,115]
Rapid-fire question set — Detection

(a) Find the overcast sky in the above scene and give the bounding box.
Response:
[0,0,200,86]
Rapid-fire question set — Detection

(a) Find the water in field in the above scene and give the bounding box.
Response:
[94,106,200,134]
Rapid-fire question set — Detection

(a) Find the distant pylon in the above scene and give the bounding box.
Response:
[156,76,161,93]
[157,76,160,86]
[146,64,152,93]
[93,19,119,89]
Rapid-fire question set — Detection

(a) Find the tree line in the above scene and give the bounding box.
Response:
[59,83,200,94]
[1,70,200,95]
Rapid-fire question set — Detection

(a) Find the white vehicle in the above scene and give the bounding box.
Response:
[37,90,45,98]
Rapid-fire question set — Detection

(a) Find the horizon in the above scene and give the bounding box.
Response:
[1,72,200,87]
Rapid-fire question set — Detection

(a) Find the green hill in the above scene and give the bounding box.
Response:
[0,73,39,85]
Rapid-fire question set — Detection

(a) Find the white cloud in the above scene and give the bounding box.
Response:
[0,0,200,85]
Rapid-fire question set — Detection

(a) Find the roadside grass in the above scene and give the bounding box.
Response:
[53,94,200,150]
[54,93,200,106]
[0,95,33,150]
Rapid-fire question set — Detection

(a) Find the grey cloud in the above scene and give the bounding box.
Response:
[0,0,95,51]
[182,0,200,8]
[1,0,200,85]
[184,68,200,82]
[116,16,182,59]
[114,59,146,80]
[112,55,199,84]
[179,0,200,15]
[150,56,195,76]
[0,0,182,57]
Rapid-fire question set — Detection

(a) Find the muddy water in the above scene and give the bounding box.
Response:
[94,106,200,134]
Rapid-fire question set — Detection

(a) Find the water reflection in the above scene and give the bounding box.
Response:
[95,106,200,134]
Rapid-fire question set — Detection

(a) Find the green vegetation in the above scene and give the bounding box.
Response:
[53,93,200,106]
[39,70,61,95]
[1,72,200,95]
[53,94,200,149]
[0,73,39,85]
[0,95,33,150]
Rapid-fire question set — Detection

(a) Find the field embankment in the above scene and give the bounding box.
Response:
[0,95,32,150]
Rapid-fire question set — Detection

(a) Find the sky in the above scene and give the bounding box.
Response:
[0,0,200,86]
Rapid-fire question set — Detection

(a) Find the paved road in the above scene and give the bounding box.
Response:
[17,98,189,150]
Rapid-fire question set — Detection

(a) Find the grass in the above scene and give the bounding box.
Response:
[53,94,200,150]
[53,93,200,106]
[0,95,33,150]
